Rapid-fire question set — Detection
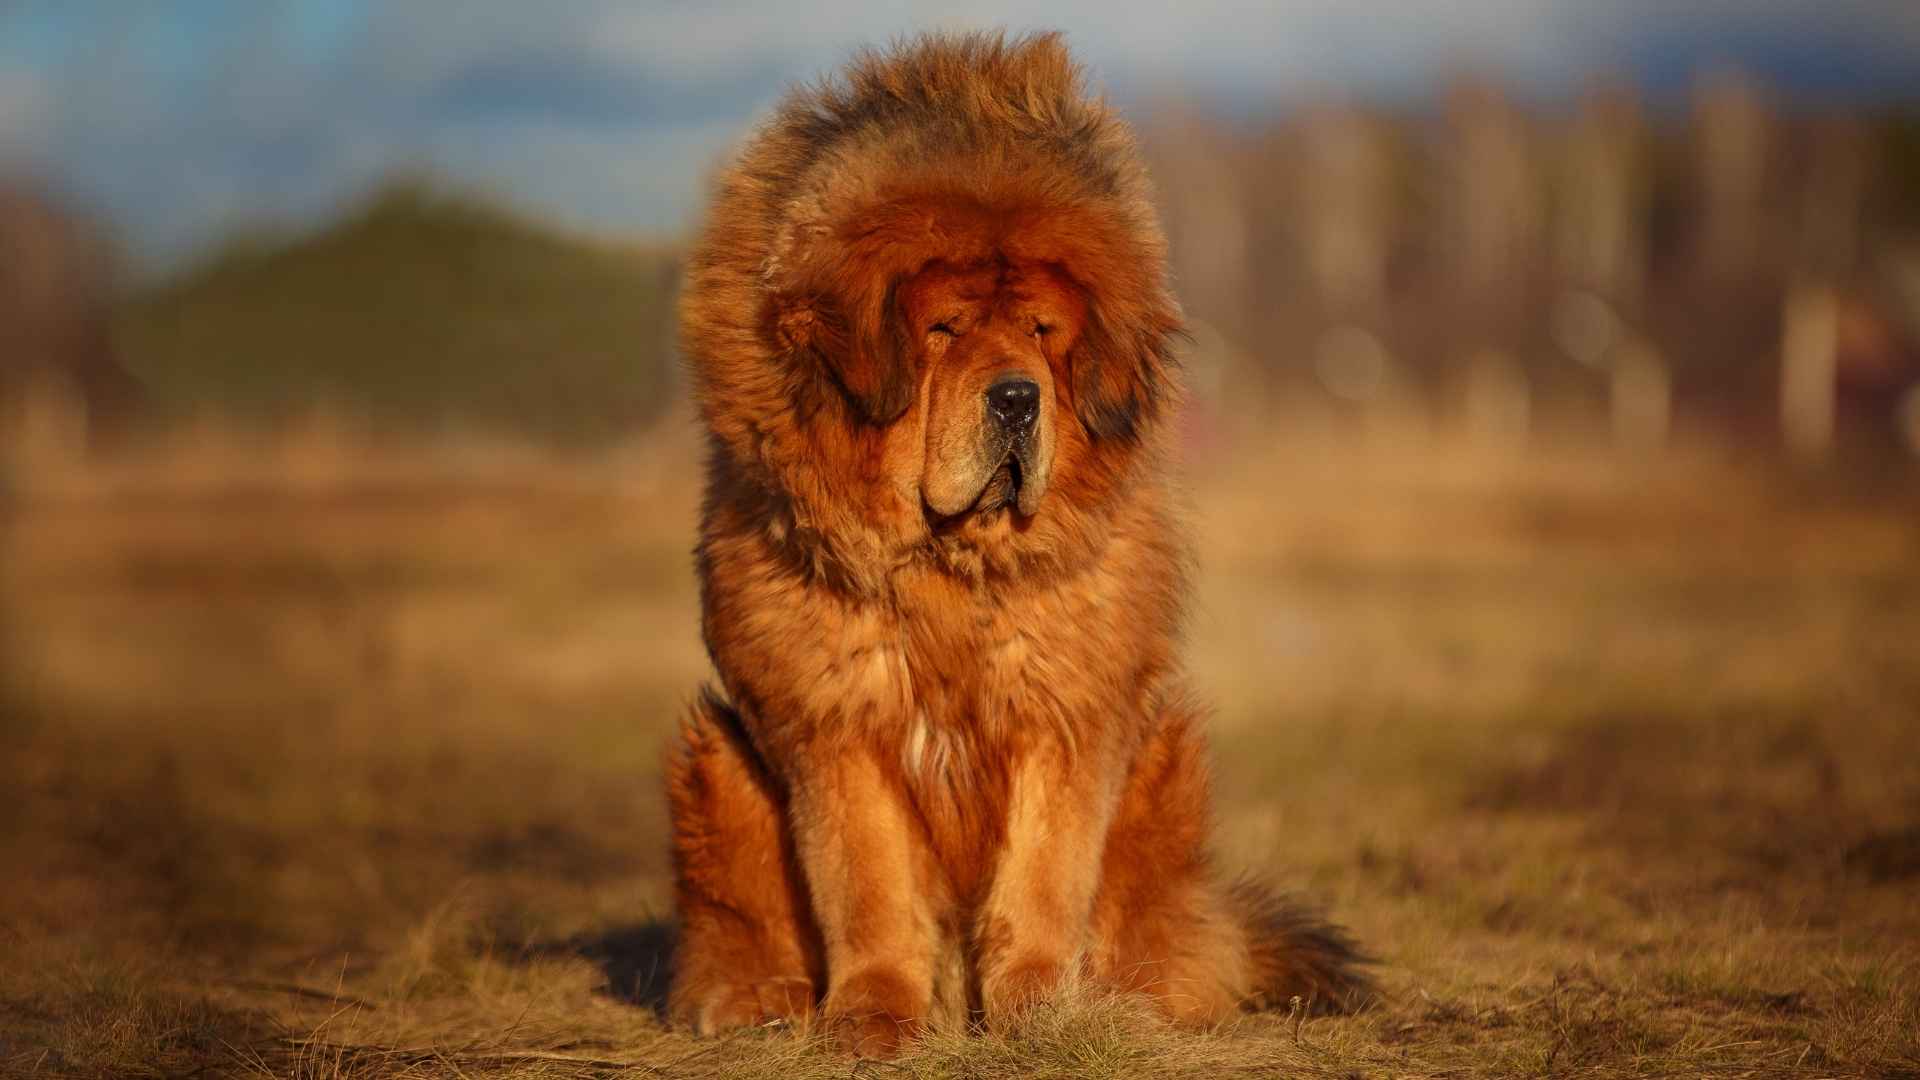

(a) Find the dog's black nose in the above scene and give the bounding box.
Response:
[986,378,1040,429]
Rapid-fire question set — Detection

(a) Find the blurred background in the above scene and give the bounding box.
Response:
[3,5,1919,1076]
[5,2,1920,458]
[3,1,1920,457]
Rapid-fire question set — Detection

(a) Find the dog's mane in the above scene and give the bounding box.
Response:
[680,31,1183,589]
[776,31,1129,196]
[688,30,1168,315]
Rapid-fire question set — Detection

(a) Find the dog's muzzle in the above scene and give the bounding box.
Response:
[977,377,1043,515]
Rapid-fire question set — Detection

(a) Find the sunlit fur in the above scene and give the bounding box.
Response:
[667,30,1371,1056]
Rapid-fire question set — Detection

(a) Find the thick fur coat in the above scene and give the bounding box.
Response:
[666,31,1369,1055]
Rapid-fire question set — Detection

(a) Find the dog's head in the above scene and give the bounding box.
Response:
[768,191,1178,537]
[689,32,1183,579]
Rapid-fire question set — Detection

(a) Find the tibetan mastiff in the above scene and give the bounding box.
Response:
[666,31,1369,1055]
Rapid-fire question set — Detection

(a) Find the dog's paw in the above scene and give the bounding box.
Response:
[980,954,1069,1025]
[678,976,815,1035]
[823,968,925,1057]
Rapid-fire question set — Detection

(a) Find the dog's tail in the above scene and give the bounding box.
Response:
[1226,878,1376,1015]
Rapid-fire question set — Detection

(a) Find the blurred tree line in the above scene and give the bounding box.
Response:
[3,73,1918,461]
[3,178,681,457]
[116,181,684,445]
[1143,76,1920,459]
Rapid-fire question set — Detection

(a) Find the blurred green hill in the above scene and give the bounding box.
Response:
[114,182,682,444]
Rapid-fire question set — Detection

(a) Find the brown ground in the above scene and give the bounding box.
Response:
[3,422,1917,1078]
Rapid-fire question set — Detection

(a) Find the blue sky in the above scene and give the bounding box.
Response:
[3,1,1917,271]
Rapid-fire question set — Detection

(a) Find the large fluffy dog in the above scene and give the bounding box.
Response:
[667,31,1368,1054]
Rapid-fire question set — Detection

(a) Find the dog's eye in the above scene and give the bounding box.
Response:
[1031,322,1053,338]
[929,321,957,337]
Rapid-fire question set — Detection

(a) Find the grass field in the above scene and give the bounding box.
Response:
[3,422,1917,1078]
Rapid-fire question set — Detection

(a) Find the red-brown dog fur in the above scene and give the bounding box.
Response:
[667,31,1370,1055]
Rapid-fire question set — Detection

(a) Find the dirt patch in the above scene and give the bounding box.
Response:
[1465,708,1868,883]
[1846,826,1920,883]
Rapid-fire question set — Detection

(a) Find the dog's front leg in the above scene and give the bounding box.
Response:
[787,747,934,1057]
[975,746,1119,1024]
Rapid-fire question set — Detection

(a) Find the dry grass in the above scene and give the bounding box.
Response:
[3,422,1918,1078]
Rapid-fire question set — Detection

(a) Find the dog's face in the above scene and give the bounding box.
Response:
[758,192,1180,569]
[898,259,1082,521]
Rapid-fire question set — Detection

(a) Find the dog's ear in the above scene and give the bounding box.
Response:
[771,283,916,426]
[1072,304,1178,442]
